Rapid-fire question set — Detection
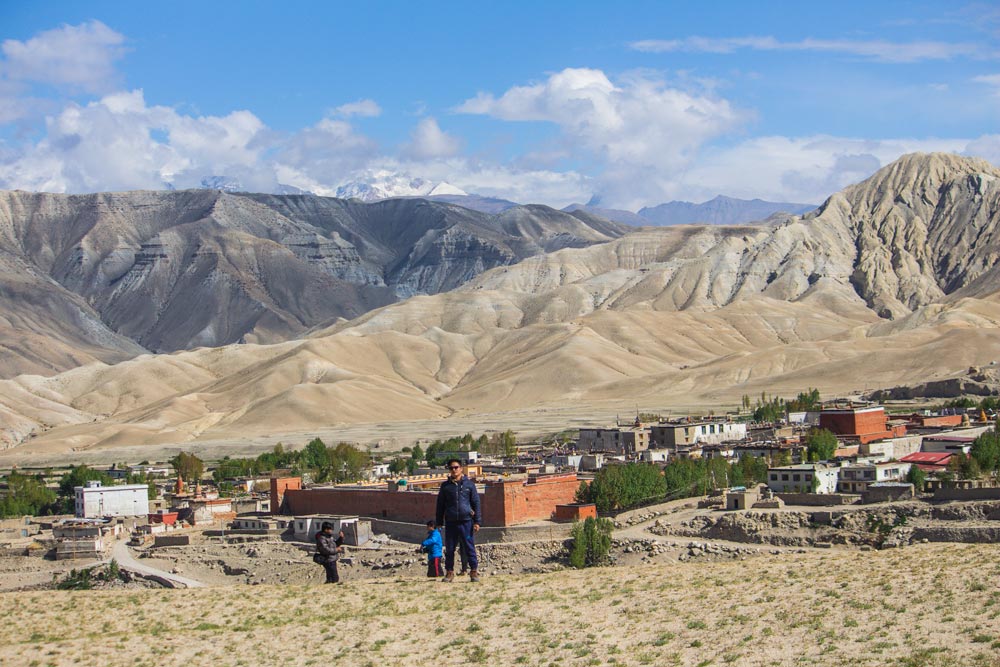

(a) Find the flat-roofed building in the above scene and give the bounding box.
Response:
[74,481,150,518]
[838,462,911,493]
[767,463,839,494]
[577,427,650,455]
[650,420,747,451]
[818,407,906,444]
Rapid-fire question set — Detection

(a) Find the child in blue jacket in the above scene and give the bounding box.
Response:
[420,520,443,577]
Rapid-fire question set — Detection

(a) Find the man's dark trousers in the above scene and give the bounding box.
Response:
[444,520,478,572]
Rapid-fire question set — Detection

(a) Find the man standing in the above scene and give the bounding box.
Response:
[436,458,481,582]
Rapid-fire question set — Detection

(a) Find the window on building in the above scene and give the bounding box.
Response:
[793,474,801,482]
[770,474,777,481]
[805,474,813,481]
[781,474,789,481]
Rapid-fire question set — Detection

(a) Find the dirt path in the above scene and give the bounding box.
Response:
[110,541,205,588]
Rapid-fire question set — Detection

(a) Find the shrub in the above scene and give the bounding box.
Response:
[569,517,613,568]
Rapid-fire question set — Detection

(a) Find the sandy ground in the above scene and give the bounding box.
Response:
[1,541,998,667]
[0,402,656,467]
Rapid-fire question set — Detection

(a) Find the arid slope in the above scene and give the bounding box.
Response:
[0,543,997,667]
[1,153,998,457]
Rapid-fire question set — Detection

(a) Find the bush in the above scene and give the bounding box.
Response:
[569,517,613,569]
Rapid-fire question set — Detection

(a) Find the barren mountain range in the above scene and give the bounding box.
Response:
[0,192,626,377]
[1,153,998,458]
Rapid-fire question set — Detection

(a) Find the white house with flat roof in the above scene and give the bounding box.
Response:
[767,464,839,494]
[74,480,150,518]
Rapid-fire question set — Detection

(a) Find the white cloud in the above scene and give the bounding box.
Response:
[965,134,1000,165]
[669,135,983,204]
[630,36,992,63]
[271,116,379,194]
[401,117,462,160]
[332,99,382,117]
[1,20,126,93]
[457,67,743,209]
[973,73,1000,98]
[0,89,275,193]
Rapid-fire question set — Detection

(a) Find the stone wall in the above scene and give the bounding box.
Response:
[371,518,574,544]
[932,487,1000,501]
[776,493,859,506]
[283,474,582,527]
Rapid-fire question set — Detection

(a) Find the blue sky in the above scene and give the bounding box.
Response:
[0,1,997,208]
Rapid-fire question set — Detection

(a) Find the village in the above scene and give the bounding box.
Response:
[1,392,999,591]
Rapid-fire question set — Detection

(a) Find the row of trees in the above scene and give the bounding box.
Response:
[211,439,370,487]
[940,396,1000,413]
[743,388,822,422]
[0,465,157,518]
[575,456,774,513]
[421,430,517,464]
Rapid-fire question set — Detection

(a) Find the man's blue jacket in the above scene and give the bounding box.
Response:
[436,475,481,526]
[421,528,443,559]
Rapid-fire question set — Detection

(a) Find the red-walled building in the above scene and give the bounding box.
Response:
[818,407,906,444]
[274,473,583,527]
[898,413,964,429]
[270,477,301,514]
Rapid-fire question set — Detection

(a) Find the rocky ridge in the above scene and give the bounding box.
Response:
[0,190,626,376]
[2,153,999,455]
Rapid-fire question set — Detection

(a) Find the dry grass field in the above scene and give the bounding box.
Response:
[2,542,999,667]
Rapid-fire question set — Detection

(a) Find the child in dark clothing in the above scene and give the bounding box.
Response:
[420,520,443,578]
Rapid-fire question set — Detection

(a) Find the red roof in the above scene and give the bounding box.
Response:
[900,452,953,465]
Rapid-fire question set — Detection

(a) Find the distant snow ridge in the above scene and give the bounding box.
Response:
[335,170,467,202]
[201,176,243,193]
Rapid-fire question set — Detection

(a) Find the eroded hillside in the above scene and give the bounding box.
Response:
[1,153,999,456]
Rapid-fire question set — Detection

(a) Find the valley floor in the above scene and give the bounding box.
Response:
[1,542,998,667]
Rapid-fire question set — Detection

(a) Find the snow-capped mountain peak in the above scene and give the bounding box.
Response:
[335,170,466,202]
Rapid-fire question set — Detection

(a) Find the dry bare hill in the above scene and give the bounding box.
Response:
[1,543,999,667]
[1,153,999,458]
[0,190,625,377]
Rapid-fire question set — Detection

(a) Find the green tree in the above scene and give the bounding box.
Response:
[753,394,786,422]
[787,388,821,412]
[805,429,838,462]
[169,452,204,484]
[906,466,926,492]
[970,424,1000,473]
[500,430,517,458]
[388,458,408,475]
[301,438,329,471]
[58,465,112,497]
[568,516,613,568]
[578,464,667,513]
[0,472,57,518]
[410,444,424,463]
[327,442,369,482]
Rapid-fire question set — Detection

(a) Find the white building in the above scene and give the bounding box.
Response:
[548,454,583,470]
[837,462,912,494]
[650,420,748,450]
[74,481,150,518]
[767,464,840,494]
[638,450,669,463]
